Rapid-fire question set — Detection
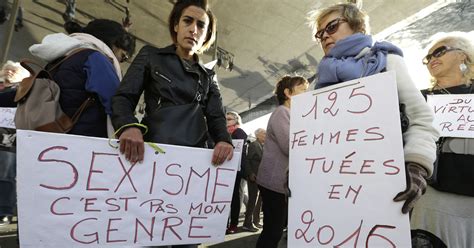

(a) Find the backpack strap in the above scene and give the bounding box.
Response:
[35,96,95,133]
[46,48,93,74]
[15,49,94,102]
[17,48,96,133]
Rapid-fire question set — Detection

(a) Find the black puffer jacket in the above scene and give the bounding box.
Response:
[112,45,231,147]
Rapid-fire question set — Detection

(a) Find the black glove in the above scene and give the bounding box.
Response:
[393,162,428,214]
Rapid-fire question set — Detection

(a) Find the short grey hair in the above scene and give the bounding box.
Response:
[226,111,242,125]
[254,128,266,136]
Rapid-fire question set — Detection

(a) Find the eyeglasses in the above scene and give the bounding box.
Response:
[422,46,462,65]
[226,118,235,121]
[314,17,347,41]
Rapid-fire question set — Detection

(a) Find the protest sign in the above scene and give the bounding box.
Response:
[17,130,239,247]
[0,107,16,129]
[427,94,474,138]
[232,139,244,171]
[289,71,411,247]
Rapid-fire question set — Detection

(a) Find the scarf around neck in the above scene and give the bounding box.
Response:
[70,33,122,80]
[316,33,403,89]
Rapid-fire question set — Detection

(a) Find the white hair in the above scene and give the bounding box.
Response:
[254,128,266,136]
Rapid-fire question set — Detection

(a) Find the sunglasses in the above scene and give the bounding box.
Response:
[314,17,347,41]
[422,46,462,65]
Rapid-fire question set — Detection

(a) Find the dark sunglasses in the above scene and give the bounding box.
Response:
[314,17,347,41]
[422,46,462,65]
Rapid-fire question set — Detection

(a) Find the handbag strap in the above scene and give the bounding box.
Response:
[47,48,94,73]
[70,96,95,126]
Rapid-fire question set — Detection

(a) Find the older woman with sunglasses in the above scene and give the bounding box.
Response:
[308,3,439,214]
[411,32,474,248]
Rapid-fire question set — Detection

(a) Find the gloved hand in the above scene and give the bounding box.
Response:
[393,162,428,214]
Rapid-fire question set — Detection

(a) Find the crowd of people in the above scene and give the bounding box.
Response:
[0,0,473,248]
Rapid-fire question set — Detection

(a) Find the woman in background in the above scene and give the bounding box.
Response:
[256,75,308,248]
[411,31,474,248]
[29,19,135,138]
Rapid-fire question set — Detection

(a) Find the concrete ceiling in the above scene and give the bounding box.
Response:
[1,0,453,119]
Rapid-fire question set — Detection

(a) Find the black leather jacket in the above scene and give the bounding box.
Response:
[112,44,231,147]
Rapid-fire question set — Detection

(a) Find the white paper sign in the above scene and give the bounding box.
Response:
[427,94,474,138]
[289,72,411,247]
[232,139,244,171]
[17,130,239,247]
[0,107,16,129]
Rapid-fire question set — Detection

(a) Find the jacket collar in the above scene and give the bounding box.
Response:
[157,44,213,75]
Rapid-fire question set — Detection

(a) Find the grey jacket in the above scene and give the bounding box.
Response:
[256,105,290,194]
[245,140,263,178]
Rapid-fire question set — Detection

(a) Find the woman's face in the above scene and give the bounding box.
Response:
[174,5,209,59]
[226,114,237,134]
[112,45,129,63]
[291,83,309,96]
[425,42,465,79]
[317,11,355,55]
[285,83,309,104]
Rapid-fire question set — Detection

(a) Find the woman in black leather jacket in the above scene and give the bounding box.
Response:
[111,0,233,167]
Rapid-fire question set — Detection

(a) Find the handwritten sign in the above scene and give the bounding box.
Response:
[288,72,411,247]
[16,130,239,247]
[232,139,244,171]
[427,94,474,138]
[0,108,16,129]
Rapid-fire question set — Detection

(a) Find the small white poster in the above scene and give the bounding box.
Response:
[427,94,474,138]
[0,107,16,129]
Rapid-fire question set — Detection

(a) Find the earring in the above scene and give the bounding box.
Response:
[459,62,468,74]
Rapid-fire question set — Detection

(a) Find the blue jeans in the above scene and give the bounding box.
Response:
[0,150,16,216]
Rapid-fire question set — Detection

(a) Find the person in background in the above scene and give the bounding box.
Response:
[0,61,29,225]
[243,128,266,231]
[0,0,23,31]
[256,76,309,248]
[225,111,248,234]
[411,31,474,248]
[62,0,76,22]
[0,61,29,104]
[111,0,233,246]
[308,3,439,214]
[29,19,135,138]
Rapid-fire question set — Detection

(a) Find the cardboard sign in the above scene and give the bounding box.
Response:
[0,107,16,129]
[427,94,474,138]
[17,130,239,247]
[289,72,411,247]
